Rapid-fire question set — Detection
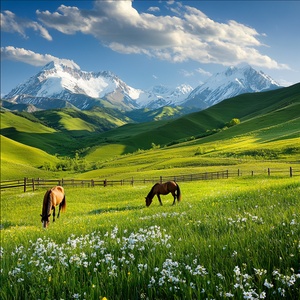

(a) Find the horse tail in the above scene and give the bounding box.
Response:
[176,183,182,202]
[61,194,66,212]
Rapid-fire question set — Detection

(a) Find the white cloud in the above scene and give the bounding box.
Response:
[196,68,212,77]
[1,10,52,41]
[0,46,80,69]
[148,7,160,12]
[33,0,289,69]
[180,69,194,77]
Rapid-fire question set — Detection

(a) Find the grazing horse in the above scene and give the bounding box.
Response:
[145,181,181,207]
[40,186,66,228]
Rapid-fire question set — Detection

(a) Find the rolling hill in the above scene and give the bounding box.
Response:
[84,83,300,160]
[1,83,299,180]
[0,135,59,179]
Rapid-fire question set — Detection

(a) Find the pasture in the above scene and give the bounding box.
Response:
[1,177,299,299]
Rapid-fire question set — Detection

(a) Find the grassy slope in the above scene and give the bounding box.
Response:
[1,84,299,180]
[85,83,300,161]
[1,111,79,155]
[32,107,130,135]
[0,135,59,179]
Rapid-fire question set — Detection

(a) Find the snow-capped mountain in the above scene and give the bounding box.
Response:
[3,61,145,111]
[183,64,281,109]
[138,84,194,109]
[3,62,281,112]
[3,61,193,111]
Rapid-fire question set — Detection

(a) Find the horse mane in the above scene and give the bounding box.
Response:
[42,189,52,217]
[147,183,159,199]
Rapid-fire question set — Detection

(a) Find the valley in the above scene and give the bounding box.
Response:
[1,83,299,180]
[1,64,300,300]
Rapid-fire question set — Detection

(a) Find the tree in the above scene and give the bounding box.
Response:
[228,118,241,127]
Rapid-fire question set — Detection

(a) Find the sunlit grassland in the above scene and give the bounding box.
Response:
[0,135,60,179]
[1,177,299,299]
[58,115,96,133]
[77,131,299,180]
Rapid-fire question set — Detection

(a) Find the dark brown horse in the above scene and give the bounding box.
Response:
[145,181,181,207]
[41,186,66,228]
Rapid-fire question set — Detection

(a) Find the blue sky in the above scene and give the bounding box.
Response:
[1,1,299,96]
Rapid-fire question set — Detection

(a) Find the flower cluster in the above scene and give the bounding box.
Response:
[3,222,300,299]
[227,212,264,229]
[139,211,186,220]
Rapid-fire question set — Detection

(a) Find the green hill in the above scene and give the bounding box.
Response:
[85,83,300,160]
[32,107,131,135]
[1,111,79,155]
[0,107,133,155]
[1,83,299,179]
[125,106,195,122]
[0,135,59,179]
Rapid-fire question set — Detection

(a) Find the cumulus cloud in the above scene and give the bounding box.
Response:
[1,46,80,69]
[8,0,289,70]
[1,10,52,41]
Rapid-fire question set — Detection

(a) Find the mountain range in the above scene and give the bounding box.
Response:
[2,62,281,112]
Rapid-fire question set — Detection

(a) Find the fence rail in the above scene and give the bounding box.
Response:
[1,167,298,192]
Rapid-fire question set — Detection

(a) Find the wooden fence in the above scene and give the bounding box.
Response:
[1,167,299,192]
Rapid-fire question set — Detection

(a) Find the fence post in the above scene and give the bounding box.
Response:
[251,171,254,176]
[131,177,134,186]
[238,169,240,177]
[24,177,27,192]
[104,179,107,187]
[290,167,293,177]
[32,178,35,191]
[226,170,229,178]
[268,168,270,176]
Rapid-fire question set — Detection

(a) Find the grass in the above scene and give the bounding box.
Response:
[1,83,299,180]
[1,177,299,299]
[1,83,299,298]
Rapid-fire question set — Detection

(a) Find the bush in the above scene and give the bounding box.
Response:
[228,118,241,127]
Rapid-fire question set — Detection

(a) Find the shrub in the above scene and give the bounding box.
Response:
[228,118,241,127]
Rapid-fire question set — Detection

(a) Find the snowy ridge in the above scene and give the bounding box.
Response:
[4,61,145,110]
[3,62,281,111]
[184,64,281,109]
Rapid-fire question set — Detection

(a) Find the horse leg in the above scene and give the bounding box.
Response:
[52,207,56,222]
[157,194,163,205]
[57,203,62,218]
[172,192,176,205]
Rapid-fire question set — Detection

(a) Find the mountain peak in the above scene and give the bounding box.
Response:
[42,60,81,71]
[3,62,282,112]
[184,64,282,109]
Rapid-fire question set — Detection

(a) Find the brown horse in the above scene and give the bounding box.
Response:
[145,181,181,207]
[41,186,66,228]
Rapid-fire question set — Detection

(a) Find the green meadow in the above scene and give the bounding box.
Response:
[1,178,299,299]
[1,84,300,298]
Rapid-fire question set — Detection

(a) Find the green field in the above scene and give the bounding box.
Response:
[1,177,299,299]
[1,84,299,180]
[1,83,300,298]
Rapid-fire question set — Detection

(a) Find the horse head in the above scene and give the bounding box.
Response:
[145,197,152,207]
[40,213,51,228]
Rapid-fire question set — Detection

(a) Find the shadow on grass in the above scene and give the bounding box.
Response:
[0,221,14,230]
[88,204,144,215]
